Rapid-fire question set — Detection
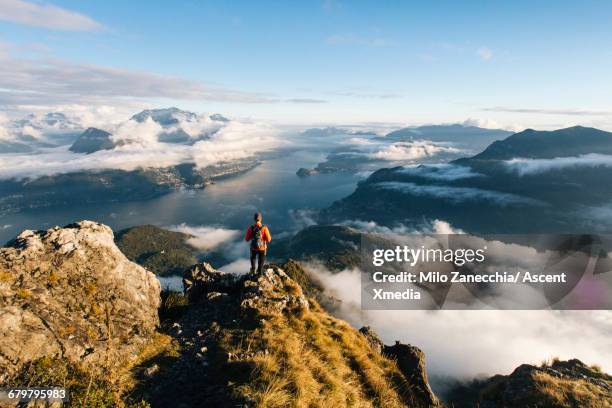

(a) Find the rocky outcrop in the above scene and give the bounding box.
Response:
[183,262,240,300]
[296,167,319,177]
[357,326,440,406]
[359,325,384,354]
[446,358,612,407]
[182,261,309,316]
[384,341,439,407]
[158,260,440,407]
[239,265,310,317]
[0,221,160,382]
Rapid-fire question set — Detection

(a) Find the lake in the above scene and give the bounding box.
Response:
[0,148,363,243]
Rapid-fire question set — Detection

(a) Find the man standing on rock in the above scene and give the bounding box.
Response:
[245,212,272,274]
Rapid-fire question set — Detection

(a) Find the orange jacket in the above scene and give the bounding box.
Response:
[245,222,272,251]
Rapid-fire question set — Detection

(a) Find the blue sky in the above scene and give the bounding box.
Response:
[1,0,612,129]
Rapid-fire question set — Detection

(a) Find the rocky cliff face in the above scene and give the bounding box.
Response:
[0,221,160,382]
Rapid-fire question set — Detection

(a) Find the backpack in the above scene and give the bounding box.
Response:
[251,224,265,250]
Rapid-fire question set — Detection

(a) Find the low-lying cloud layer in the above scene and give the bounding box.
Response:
[168,223,240,251]
[398,164,483,181]
[0,117,282,180]
[368,140,461,161]
[373,181,544,206]
[505,153,612,176]
[307,219,612,383]
[308,264,612,388]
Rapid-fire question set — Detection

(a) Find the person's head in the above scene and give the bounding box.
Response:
[254,212,262,223]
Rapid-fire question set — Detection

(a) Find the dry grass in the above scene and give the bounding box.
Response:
[13,357,150,408]
[533,371,612,408]
[0,269,12,282]
[117,332,180,391]
[48,270,60,284]
[228,297,416,408]
[15,288,31,299]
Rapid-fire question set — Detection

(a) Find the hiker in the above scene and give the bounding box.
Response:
[245,212,272,274]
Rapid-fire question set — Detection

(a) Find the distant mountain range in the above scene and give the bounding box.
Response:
[1,112,83,152]
[323,126,612,233]
[65,107,231,153]
[1,107,231,155]
[0,108,251,213]
[384,123,512,146]
[297,124,512,177]
[13,112,82,133]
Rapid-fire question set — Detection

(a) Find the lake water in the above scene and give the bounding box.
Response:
[0,149,363,243]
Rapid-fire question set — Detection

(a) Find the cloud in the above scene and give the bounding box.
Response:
[285,98,328,104]
[0,118,282,180]
[505,154,612,176]
[462,117,524,132]
[397,164,484,181]
[368,140,461,161]
[0,0,104,31]
[325,34,394,48]
[330,90,402,99]
[0,57,278,109]
[476,46,493,60]
[168,223,240,251]
[483,106,612,116]
[111,118,164,147]
[218,258,251,275]
[373,181,545,206]
[0,112,13,141]
[307,263,612,387]
[341,218,464,235]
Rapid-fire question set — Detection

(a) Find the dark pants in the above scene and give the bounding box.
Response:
[250,250,266,273]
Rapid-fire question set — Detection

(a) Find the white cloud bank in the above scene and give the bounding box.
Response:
[309,265,612,385]
[168,223,240,251]
[398,164,483,181]
[0,119,281,180]
[0,112,12,141]
[373,181,544,207]
[369,141,461,161]
[505,154,612,176]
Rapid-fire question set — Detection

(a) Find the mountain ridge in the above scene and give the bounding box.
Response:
[323,125,612,233]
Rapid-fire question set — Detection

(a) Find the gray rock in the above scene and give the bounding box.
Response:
[0,221,161,381]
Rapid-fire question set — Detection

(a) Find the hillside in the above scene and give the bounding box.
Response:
[139,261,440,407]
[384,124,511,147]
[1,221,610,407]
[324,126,612,233]
[459,126,612,161]
[0,221,441,407]
[115,225,199,276]
[0,160,259,214]
[446,358,612,407]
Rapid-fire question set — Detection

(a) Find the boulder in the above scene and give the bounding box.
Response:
[384,341,440,407]
[0,221,160,382]
[183,262,240,301]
